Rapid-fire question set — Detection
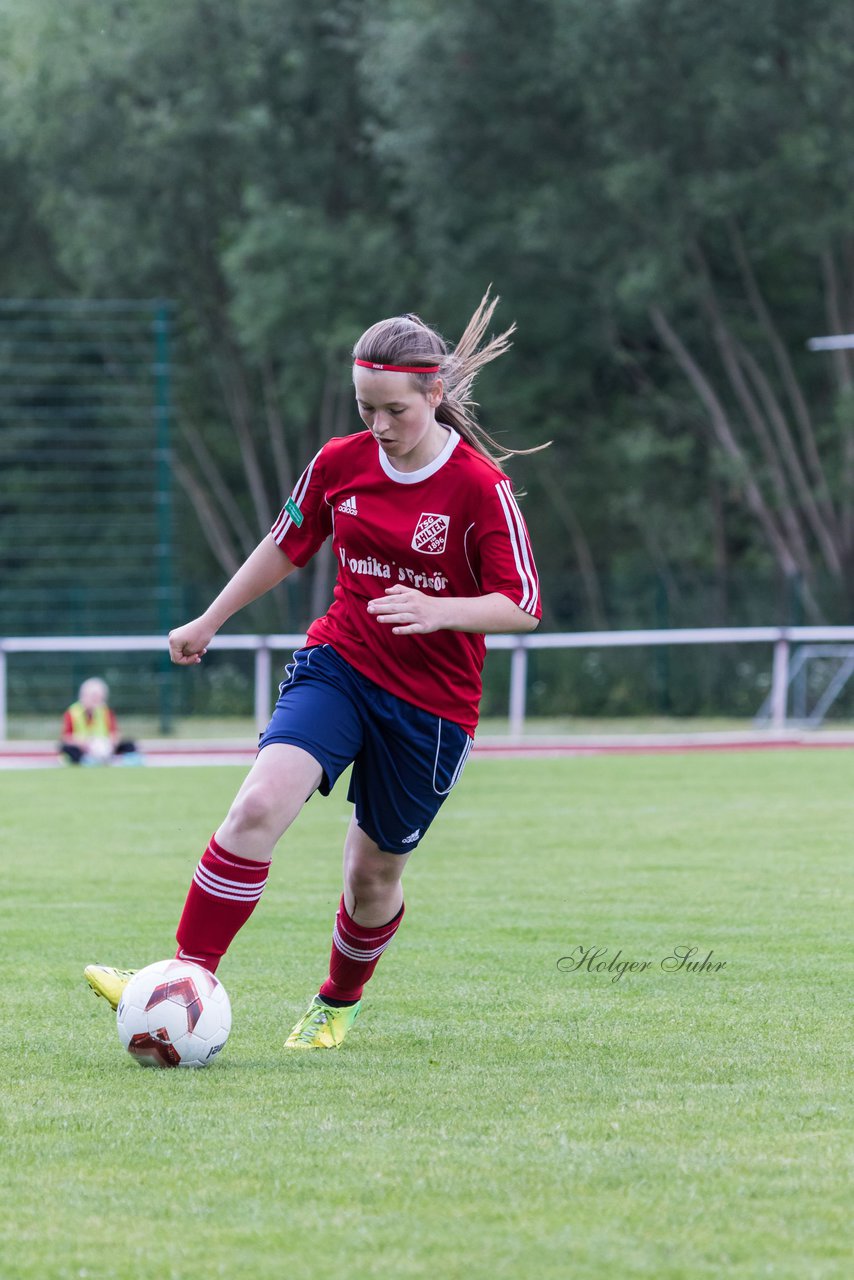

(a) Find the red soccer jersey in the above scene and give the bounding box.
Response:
[270,428,541,735]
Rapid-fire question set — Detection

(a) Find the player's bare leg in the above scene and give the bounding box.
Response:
[286,819,410,1049]
[342,817,409,925]
[85,745,323,1004]
[215,743,323,859]
[174,744,322,970]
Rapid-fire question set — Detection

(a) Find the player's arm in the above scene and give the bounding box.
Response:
[367,587,539,636]
[169,535,296,665]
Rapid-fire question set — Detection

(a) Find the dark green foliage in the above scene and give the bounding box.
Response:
[1,0,853,654]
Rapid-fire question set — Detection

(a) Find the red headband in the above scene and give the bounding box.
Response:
[354,358,440,374]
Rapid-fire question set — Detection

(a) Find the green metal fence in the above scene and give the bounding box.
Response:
[0,299,178,726]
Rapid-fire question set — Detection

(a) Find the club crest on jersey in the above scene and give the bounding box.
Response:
[411,512,450,555]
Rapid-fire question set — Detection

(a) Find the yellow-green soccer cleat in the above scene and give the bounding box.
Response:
[84,965,136,1011]
[284,996,361,1049]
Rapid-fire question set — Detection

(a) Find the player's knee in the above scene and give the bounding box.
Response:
[346,859,401,902]
[226,783,281,836]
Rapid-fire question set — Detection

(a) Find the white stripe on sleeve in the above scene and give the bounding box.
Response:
[272,448,323,543]
[495,480,539,613]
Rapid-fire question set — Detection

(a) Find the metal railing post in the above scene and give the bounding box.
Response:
[154,303,174,735]
[254,644,272,734]
[770,636,790,730]
[509,643,528,738]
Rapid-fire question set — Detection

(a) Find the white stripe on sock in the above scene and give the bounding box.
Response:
[193,866,267,903]
[195,862,267,897]
[332,922,394,963]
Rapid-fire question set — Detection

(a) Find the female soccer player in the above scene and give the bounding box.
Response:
[85,291,542,1049]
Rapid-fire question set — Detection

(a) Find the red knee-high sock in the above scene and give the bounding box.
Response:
[175,835,271,973]
[318,895,405,1003]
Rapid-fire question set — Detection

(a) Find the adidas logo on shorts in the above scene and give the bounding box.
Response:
[338,495,358,516]
[401,828,421,844]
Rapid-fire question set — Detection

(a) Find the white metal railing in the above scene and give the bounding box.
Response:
[2,627,854,741]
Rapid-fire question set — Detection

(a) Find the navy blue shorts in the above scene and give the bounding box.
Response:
[257,645,472,853]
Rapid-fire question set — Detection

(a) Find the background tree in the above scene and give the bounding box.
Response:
[555,0,854,617]
[3,0,416,625]
[1,0,852,644]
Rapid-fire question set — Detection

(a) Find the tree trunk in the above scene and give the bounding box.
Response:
[536,464,608,629]
[262,357,294,506]
[708,465,729,622]
[692,248,814,579]
[736,342,842,574]
[179,420,257,560]
[172,457,242,579]
[649,304,823,621]
[214,340,275,534]
[728,219,836,525]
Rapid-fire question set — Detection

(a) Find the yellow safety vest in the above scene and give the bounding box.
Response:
[66,701,113,739]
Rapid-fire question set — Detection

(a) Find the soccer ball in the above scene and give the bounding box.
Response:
[87,737,113,764]
[116,959,231,1068]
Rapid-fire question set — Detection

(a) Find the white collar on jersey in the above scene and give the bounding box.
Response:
[377,427,460,484]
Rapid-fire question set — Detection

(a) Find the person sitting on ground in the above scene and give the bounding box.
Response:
[59,678,139,765]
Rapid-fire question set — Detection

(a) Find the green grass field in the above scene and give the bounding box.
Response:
[1,752,851,1280]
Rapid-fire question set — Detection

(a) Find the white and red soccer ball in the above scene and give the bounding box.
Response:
[116,959,231,1068]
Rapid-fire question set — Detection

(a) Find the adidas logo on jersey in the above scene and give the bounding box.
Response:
[338,495,358,516]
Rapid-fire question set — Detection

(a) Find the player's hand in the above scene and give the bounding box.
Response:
[366,585,447,636]
[168,617,215,665]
